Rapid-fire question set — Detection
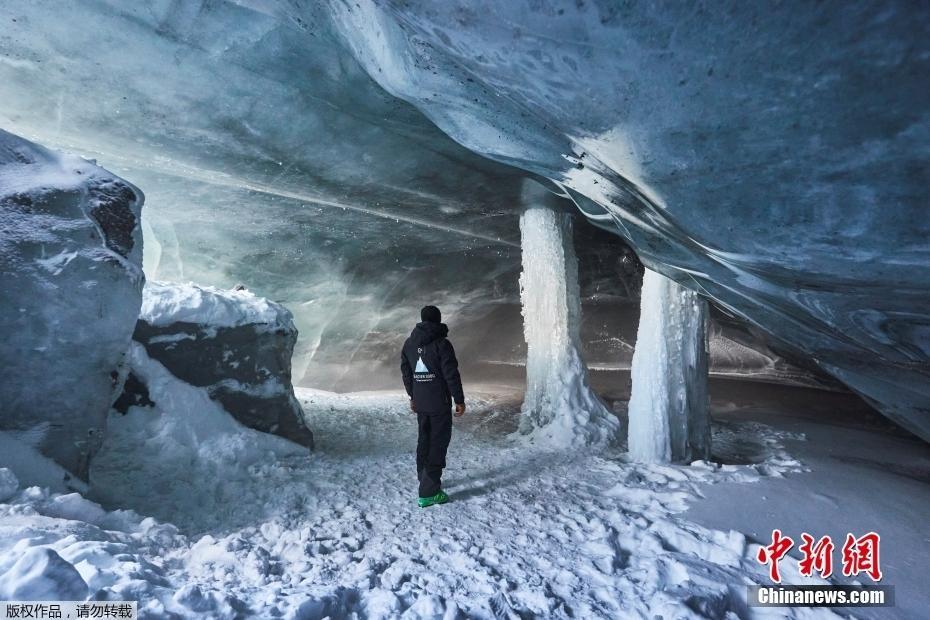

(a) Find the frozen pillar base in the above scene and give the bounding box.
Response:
[628,268,710,463]
[518,183,618,448]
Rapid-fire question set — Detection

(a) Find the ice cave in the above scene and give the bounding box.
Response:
[0,1,928,618]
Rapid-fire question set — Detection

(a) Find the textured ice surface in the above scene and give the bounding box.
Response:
[628,269,710,463]
[518,183,618,446]
[0,129,144,480]
[0,2,926,435]
[0,0,810,399]
[0,547,88,601]
[325,0,930,438]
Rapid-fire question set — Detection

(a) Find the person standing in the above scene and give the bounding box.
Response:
[400,305,466,507]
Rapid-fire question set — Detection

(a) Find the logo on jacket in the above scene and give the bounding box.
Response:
[413,347,435,382]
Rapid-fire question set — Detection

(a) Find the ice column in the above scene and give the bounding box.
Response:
[518,184,618,447]
[628,268,710,463]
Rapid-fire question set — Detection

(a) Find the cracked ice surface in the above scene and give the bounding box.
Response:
[1,388,840,619]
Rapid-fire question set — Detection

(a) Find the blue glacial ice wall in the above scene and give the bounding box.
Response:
[322,0,930,439]
[0,0,926,439]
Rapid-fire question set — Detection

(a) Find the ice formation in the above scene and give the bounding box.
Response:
[0,0,844,402]
[518,183,618,447]
[131,281,313,448]
[323,0,930,439]
[0,129,144,480]
[628,269,710,464]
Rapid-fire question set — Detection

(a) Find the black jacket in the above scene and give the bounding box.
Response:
[401,321,464,413]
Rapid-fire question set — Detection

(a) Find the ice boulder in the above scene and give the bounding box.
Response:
[130,281,313,448]
[0,547,88,601]
[0,130,144,481]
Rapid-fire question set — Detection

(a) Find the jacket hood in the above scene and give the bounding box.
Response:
[410,321,449,346]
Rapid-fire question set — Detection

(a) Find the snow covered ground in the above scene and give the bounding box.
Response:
[687,389,930,620]
[0,376,922,618]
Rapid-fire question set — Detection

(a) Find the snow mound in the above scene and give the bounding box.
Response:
[0,388,837,619]
[91,343,306,531]
[0,547,88,601]
[140,281,293,332]
[0,482,187,613]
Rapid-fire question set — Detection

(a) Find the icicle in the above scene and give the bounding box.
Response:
[628,268,710,463]
[518,182,618,447]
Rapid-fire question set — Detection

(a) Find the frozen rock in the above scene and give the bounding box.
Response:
[0,130,144,480]
[628,269,710,463]
[518,182,618,447]
[0,547,88,601]
[129,281,313,448]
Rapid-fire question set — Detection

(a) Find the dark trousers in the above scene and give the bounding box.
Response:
[416,410,452,497]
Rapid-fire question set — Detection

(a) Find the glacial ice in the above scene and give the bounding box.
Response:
[324,0,930,438]
[0,0,809,402]
[0,129,144,480]
[0,3,927,616]
[0,1,927,437]
[0,468,17,503]
[518,182,618,447]
[628,269,710,463]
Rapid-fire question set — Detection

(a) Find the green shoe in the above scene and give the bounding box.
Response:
[417,490,449,507]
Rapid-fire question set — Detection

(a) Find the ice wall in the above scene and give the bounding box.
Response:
[326,0,930,440]
[518,184,618,447]
[1,1,927,437]
[628,269,710,463]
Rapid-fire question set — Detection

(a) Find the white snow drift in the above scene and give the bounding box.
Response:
[0,384,844,619]
[140,280,293,332]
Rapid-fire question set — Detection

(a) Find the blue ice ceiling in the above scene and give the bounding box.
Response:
[0,0,927,438]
